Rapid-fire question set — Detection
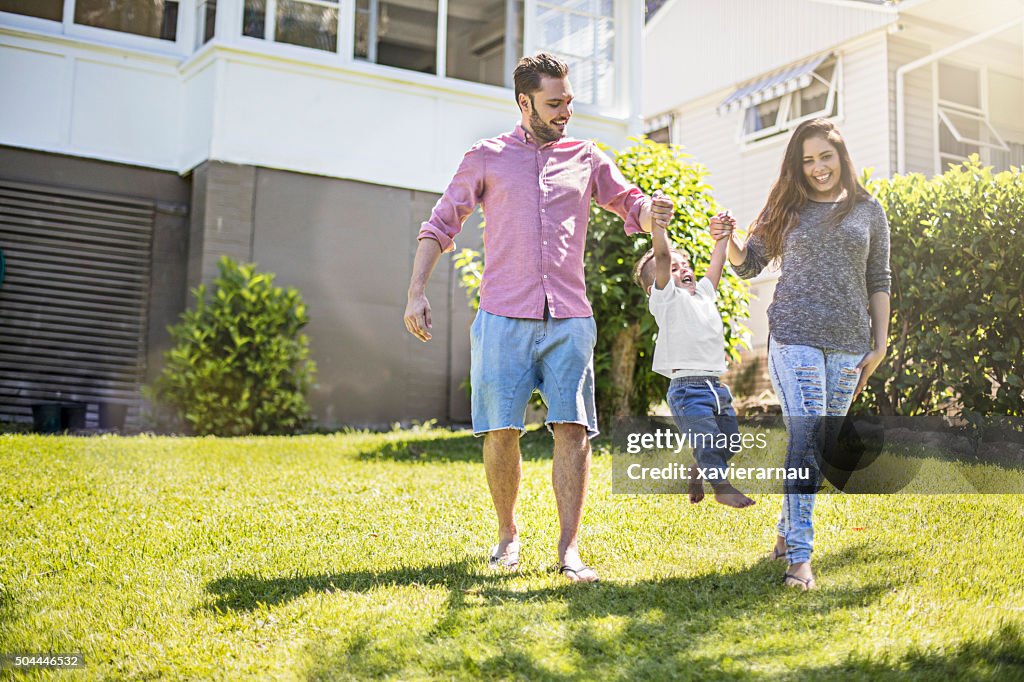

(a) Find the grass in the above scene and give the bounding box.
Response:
[1,428,1023,680]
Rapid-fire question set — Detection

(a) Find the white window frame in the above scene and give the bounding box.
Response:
[934,61,1008,171]
[736,56,842,146]
[533,0,615,107]
[0,0,196,56]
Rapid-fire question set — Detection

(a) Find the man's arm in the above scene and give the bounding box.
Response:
[590,147,673,233]
[404,144,484,342]
[404,238,443,342]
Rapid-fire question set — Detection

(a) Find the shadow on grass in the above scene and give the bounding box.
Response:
[793,623,1024,681]
[206,545,903,679]
[353,428,576,463]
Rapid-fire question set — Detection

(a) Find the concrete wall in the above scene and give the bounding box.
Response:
[188,161,478,427]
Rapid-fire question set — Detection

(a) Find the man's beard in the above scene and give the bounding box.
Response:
[529,108,566,143]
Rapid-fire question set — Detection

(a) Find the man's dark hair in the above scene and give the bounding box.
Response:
[513,52,569,110]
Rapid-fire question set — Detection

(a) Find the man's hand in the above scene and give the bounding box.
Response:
[709,211,735,240]
[645,190,675,231]
[853,348,886,401]
[404,293,433,342]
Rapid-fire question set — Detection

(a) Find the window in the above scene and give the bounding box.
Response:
[937,62,1007,168]
[75,0,179,41]
[718,55,840,144]
[354,0,524,87]
[445,0,523,88]
[645,113,672,144]
[0,0,63,21]
[197,0,216,47]
[354,0,438,73]
[536,0,615,106]
[244,0,339,52]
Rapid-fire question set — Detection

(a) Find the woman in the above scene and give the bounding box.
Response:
[715,118,891,590]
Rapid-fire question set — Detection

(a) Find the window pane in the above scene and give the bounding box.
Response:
[0,0,62,21]
[197,0,216,46]
[75,0,179,41]
[939,114,980,159]
[243,0,265,38]
[939,62,979,109]
[356,1,438,74]
[276,0,338,52]
[535,4,614,105]
[445,0,523,87]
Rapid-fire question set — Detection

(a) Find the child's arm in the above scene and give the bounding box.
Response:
[652,220,672,291]
[706,212,735,290]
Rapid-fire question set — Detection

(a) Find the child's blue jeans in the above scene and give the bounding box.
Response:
[667,376,738,484]
[768,339,862,565]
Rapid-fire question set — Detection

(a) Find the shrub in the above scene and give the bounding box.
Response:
[456,138,750,423]
[858,157,1024,419]
[147,257,315,435]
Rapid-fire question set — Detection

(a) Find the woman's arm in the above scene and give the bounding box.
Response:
[854,291,891,399]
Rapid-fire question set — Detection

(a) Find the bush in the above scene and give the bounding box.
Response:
[147,257,315,435]
[456,138,750,423]
[858,156,1024,419]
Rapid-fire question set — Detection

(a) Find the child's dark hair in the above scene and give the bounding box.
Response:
[632,247,690,292]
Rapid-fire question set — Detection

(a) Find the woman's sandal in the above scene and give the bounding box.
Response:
[767,547,788,562]
[559,564,600,583]
[783,573,817,591]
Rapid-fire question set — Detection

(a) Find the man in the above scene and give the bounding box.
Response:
[404,52,673,582]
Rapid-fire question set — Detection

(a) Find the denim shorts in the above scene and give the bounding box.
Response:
[470,309,598,438]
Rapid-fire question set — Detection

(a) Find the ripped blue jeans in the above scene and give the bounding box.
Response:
[768,339,862,565]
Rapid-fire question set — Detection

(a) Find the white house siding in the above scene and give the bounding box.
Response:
[0,27,634,195]
[667,31,891,352]
[644,0,895,116]
[887,36,934,175]
[0,30,182,170]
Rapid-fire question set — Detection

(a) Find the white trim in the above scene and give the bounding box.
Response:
[436,0,448,77]
[806,0,899,14]
[337,0,354,60]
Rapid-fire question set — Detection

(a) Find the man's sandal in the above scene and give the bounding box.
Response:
[488,543,521,572]
[559,564,599,583]
[783,573,817,591]
[767,547,788,561]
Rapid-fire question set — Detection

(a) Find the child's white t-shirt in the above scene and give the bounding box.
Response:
[648,276,727,378]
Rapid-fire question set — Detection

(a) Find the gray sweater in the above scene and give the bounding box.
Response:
[734,197,891,354]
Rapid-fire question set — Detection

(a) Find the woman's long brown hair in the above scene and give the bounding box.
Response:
[751,118,871,260]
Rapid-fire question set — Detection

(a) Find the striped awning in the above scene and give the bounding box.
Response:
[717,53,831,115]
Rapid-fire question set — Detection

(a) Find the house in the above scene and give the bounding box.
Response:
[0,0,649,429]
[643,0,1024,390]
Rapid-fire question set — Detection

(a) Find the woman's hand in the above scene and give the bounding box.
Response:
[853,348,886,400]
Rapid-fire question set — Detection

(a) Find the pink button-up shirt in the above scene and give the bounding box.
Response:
[418,124,650,319]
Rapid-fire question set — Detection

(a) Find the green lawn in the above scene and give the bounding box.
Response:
[1,429,1023,680]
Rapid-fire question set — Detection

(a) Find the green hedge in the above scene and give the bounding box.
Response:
[859,157,1024,419]
[146,257,315,435]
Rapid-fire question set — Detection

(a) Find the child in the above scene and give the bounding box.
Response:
[633,213,755,508]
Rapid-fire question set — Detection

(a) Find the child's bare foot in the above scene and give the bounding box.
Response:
[688,476,704,504]
[711,483,755,508]
[767,536,788,561]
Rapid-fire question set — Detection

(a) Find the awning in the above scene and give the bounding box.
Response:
[717,53,831,116]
